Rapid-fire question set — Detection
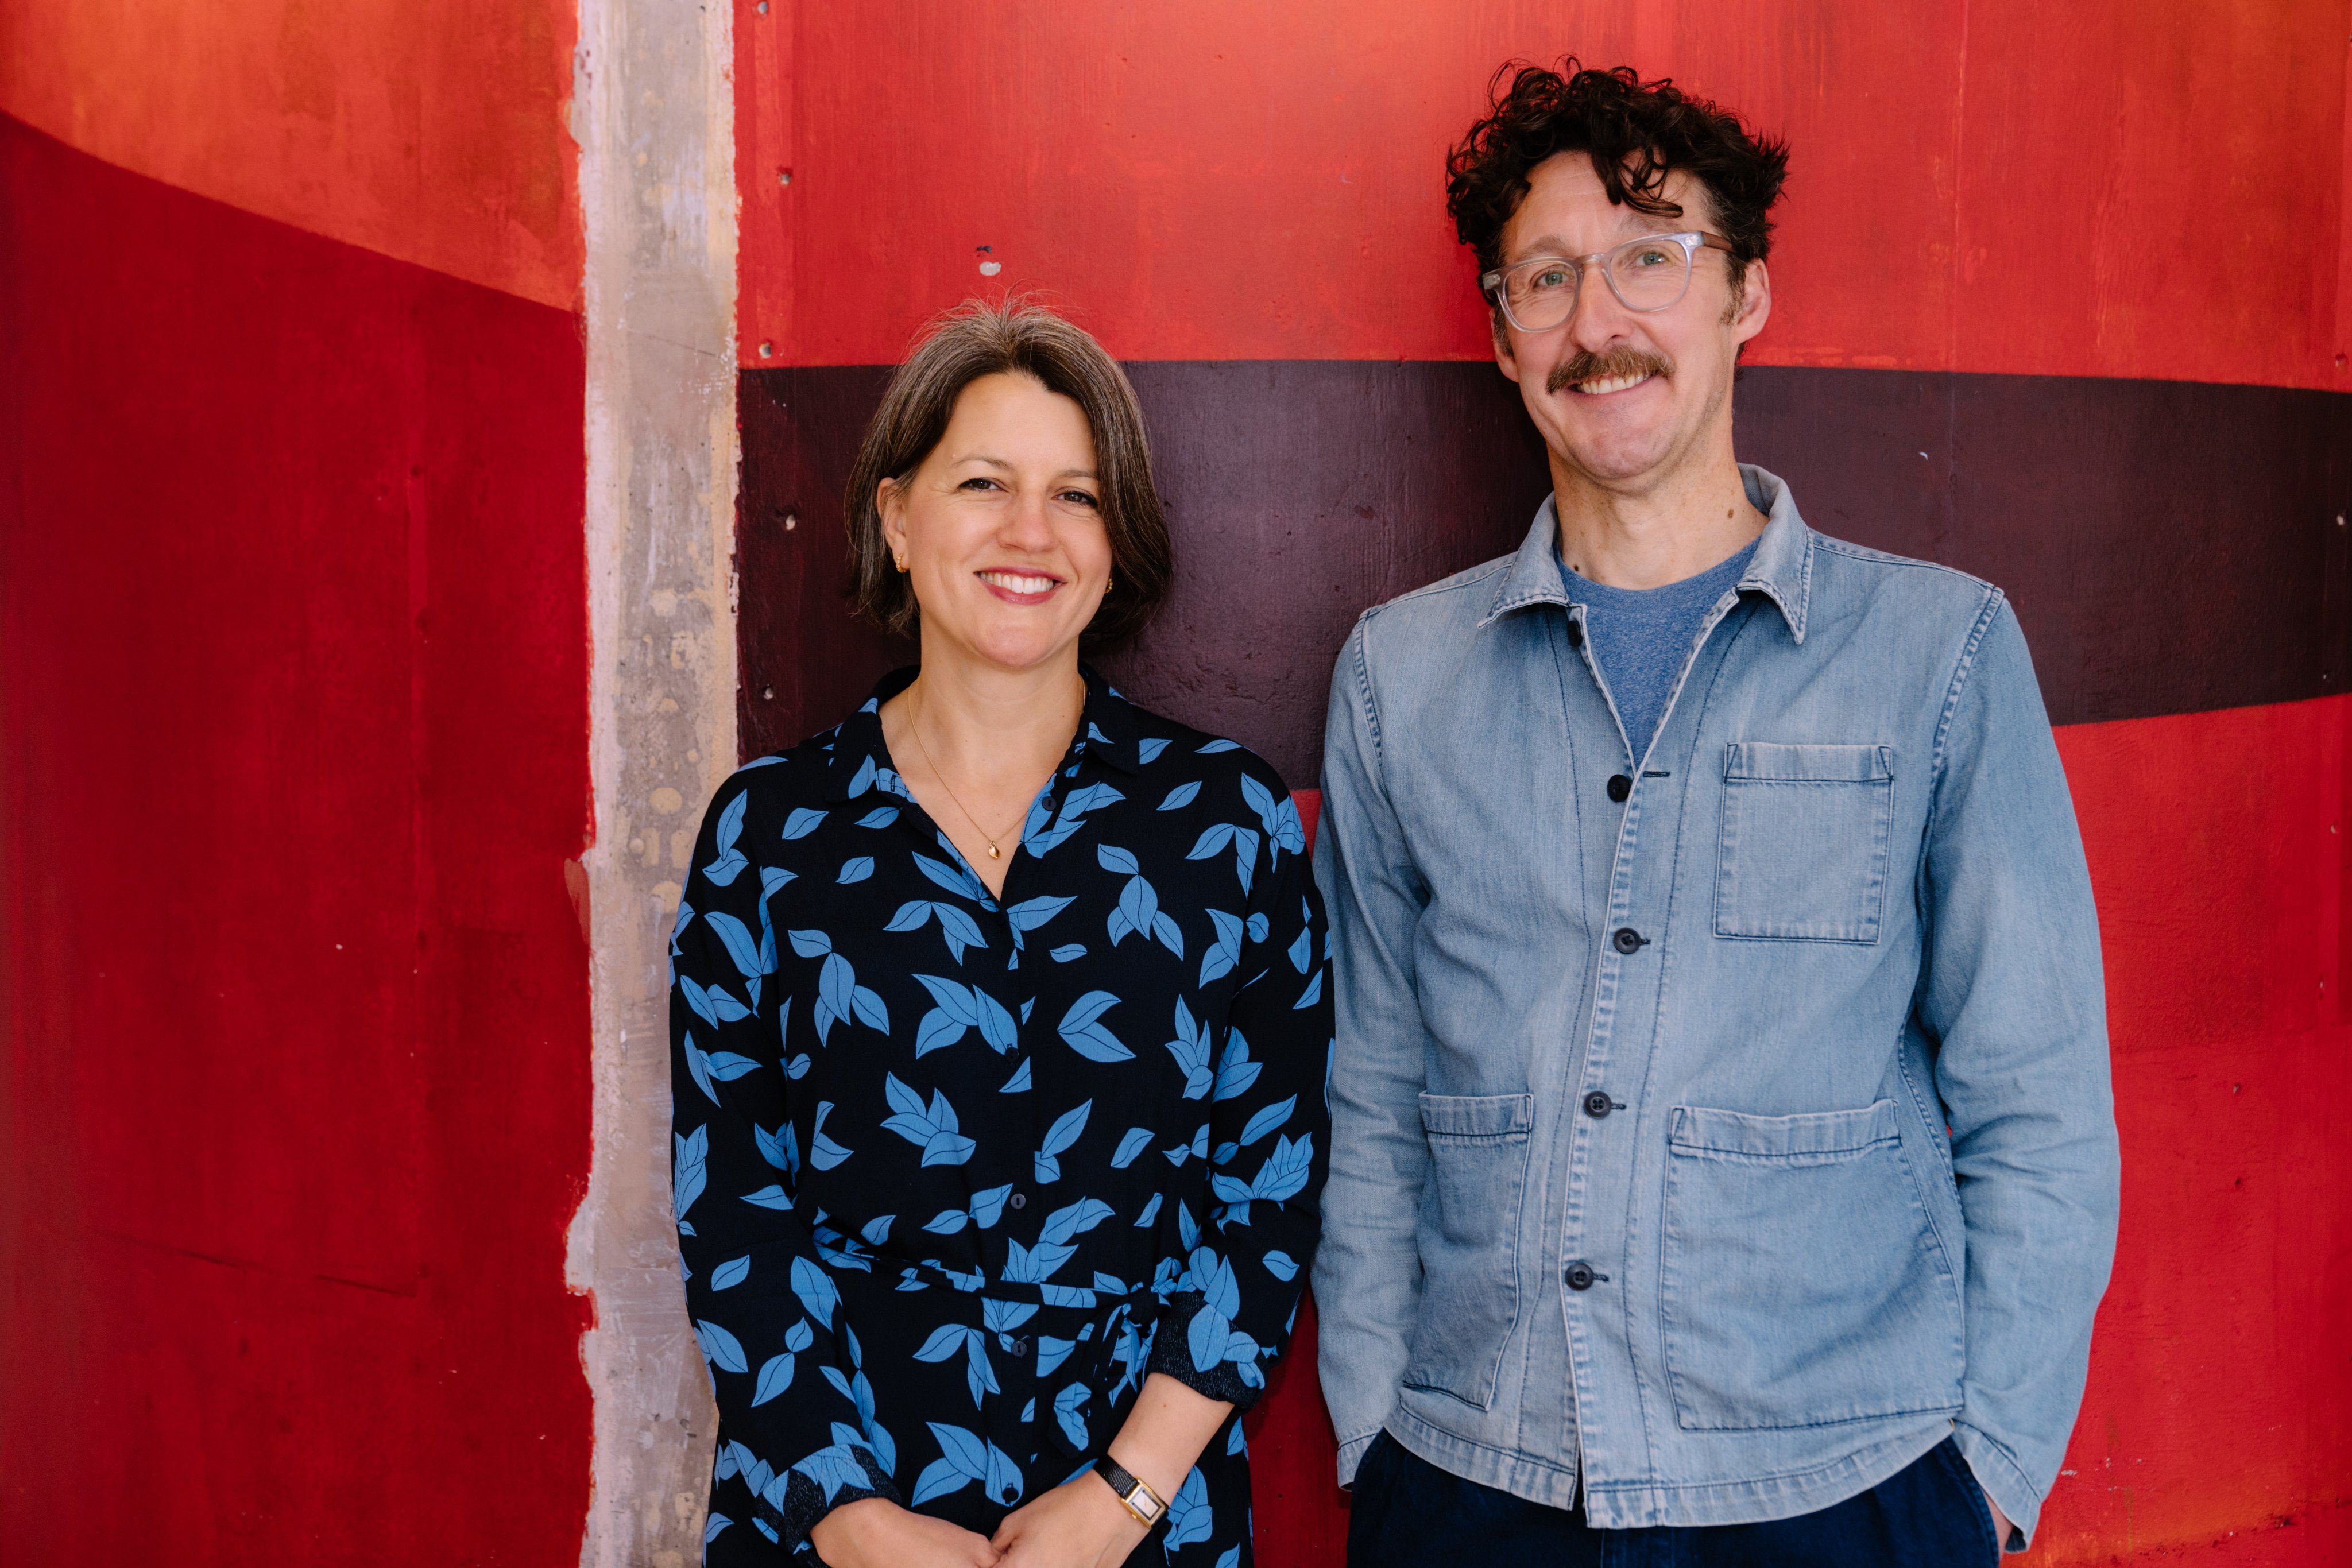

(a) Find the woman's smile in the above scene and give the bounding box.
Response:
[976,568,1063,603]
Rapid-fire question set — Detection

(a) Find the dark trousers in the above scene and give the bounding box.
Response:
[1346,1431,1999,1568]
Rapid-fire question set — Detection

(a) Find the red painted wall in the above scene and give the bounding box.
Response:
[2048,700,2352,1565]
[737,6,2352,1565]
[737,0,2350,388]
[0,0,593,1548]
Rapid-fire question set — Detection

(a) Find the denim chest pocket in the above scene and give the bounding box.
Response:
[1659,1100,1964,1430]
[1402,1092,1534,1410]
[1715,742,1896,943]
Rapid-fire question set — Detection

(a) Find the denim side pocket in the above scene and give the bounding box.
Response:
[1714,741,1895,943]
[1400,1091,1534,1410]
[1659,1099,1964,1430]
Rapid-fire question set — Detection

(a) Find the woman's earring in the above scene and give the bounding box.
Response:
[894,553,907,572]
[1104,574,1115,592]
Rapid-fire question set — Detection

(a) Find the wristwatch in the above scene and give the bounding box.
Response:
[1092,1456,1169,1528]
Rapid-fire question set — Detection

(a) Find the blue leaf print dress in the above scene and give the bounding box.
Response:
[671,668,1332,1565]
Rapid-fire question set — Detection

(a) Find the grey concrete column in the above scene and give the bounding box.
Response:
[567,0,737,1559]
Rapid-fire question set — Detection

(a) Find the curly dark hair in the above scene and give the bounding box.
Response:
[1446,60,1790,305]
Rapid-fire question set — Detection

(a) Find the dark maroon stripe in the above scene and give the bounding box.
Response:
[738,365,2352,785]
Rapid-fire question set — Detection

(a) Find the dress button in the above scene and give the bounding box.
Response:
[1606,774,1631,802]
[1583,1091,1614,1119]
[1565,1261,1596,1291]
[1612,927,1647,954]
[1009,1337,1031,1357]
[1566,619,1586,648]
[1008,1192,1027,1210]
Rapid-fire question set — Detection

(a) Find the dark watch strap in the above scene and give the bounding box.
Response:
[1092,1456,1168,1527]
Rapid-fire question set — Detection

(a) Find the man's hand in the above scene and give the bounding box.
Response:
[808,1497,1001,1568]
[1984,1489,2016,1554]
[988,1469,1150,1568]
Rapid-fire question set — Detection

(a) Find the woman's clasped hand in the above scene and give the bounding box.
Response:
[983,1470,1152,1568]
[814,1368,1231,1567]
[808,1495,1009,1568]
[812,1463,1147,1568]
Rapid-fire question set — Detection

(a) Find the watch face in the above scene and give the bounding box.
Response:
[1100,1460,1167,1527]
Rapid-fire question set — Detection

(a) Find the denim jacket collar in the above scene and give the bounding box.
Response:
[1478,463,1814,645]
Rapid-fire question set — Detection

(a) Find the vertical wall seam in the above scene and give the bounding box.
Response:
[568,0,738,1558]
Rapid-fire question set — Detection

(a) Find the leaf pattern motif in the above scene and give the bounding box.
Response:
[668,670,1329,1559]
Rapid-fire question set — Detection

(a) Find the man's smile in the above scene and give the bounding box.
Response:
[1568,369,1657,395]
[1546,346,1674,398]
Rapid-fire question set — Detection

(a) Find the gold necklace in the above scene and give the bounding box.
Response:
[907,692,1024,861]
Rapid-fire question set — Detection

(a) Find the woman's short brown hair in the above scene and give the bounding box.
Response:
[845,299,1171,647]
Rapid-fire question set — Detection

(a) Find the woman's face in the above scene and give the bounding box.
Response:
[879,371,1113,676]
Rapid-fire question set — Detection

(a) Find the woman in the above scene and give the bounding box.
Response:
[671,301,1330,1568]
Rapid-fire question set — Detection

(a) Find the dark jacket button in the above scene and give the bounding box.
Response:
[1565,1261,1596,1291]
[1606,774,1631,802]
[1612,928,1647,954]
[1008,1192,1027,1210]
[1583,1091,1614,1118]
[1566,619,1586,648]
[1009,1337,1031,1357]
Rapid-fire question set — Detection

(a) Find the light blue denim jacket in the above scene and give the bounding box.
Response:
[1311,467,2119,1547]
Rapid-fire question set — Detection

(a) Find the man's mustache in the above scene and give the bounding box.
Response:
[1547,347,1674,396]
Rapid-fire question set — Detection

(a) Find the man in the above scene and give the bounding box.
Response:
[1312,61,2119,1565]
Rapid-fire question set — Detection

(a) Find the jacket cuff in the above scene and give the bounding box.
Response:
[1147,1293,1270,1411]
[1333,1428,1381,1488]
[753,1467,902,1557]
[1952,1419,2041,1552]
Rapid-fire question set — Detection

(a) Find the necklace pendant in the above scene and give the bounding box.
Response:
[988,843,1002,859]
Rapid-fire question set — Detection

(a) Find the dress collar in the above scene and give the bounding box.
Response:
[823,663,1146,804]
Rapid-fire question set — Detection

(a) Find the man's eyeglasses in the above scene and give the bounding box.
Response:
[1480,231,1736,334]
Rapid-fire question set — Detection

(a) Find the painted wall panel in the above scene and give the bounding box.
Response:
[0,117,592,1561]
[0,0,580,311]
[736,0,2350,388]
[2044,699,2352,1564]
[738,362,2352,783]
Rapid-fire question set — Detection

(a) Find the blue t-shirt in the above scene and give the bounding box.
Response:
[1564,537,1759,764]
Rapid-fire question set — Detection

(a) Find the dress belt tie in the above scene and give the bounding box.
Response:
[871,1252,1161,1312]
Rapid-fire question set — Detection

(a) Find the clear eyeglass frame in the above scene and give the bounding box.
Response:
[1480,230,1736,334]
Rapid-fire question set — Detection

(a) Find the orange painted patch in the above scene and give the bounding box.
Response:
[0,0,579,309]
[738,0,2348,388]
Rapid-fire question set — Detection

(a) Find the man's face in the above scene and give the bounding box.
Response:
[1491,153,1770,493]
